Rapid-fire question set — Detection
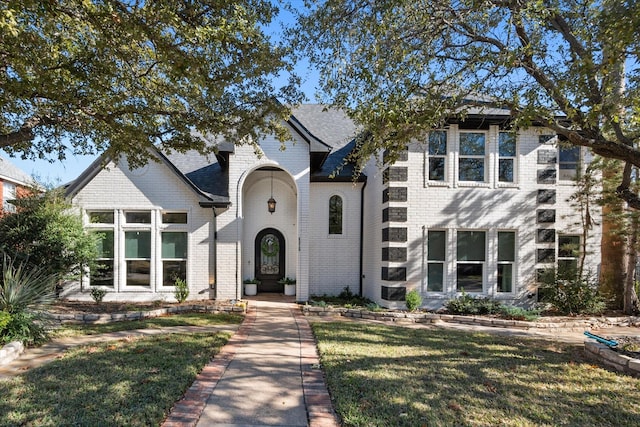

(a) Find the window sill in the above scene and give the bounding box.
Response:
[497,183,519,189]
[456,182,491,188]
[425,181,450,187]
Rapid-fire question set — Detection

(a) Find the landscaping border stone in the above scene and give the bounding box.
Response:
[301,305,640,330]
[584,341,640,377]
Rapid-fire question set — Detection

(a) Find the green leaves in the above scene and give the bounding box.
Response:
[293,0,640,202]
[1,0,302,166]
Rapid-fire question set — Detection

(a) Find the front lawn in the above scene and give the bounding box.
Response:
[0,332,230,426]
[313,322,640,427]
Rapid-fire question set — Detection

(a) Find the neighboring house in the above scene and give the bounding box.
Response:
[63,104,601,309]
[0,155,33,214]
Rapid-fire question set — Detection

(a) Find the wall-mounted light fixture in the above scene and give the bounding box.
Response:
[267,171,276,214]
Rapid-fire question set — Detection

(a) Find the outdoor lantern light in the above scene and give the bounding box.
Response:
[268,171,276,214]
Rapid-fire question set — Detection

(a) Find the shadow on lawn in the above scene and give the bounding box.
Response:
[0,333,229,427]
[313,322,640,427]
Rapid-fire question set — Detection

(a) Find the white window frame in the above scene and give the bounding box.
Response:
[426,230,446,293]
[497,132,517,185]
[2,181,16,213]
[497,231,516,293]
[558,145,581,181]
[426,130,448,185]
[457,131,487,184]
[160,211,189,288]
[456,230,486,293]
[86,211,116,289]
[558,234,580,273]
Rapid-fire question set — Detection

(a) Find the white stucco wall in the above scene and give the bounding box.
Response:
[308,182,364,297]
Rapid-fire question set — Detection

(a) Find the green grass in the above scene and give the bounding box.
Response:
[51,312,243,337]
[312,322,640,427]
[0,331,230,426]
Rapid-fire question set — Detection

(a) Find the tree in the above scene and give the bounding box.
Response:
[0,189,99,281]
[1,0,302,167]
[292,0,640,206]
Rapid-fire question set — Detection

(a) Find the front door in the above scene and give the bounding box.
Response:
[255,228,285,293]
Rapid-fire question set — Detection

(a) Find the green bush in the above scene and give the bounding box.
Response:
[405,290,422,312]
[0,310,11,334]
[539,270,605,315]
[1,311,48,345]
[498,305,540,321]
[174,278,189,303]
[89,287,107,304]
[445,292,501,315]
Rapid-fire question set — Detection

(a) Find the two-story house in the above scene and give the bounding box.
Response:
[63,104,601,309]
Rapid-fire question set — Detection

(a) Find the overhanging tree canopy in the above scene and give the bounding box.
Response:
[292,0,640,205]
[1,0,302,167]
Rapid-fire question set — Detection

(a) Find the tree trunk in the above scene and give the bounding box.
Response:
[599,165,625,309]
[623,212,640,314]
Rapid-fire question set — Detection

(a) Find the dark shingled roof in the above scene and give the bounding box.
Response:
[66,105,365,202]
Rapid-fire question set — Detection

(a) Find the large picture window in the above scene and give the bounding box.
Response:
[162,232,187,286]
[498,133,516,183]
[456,231,485,292]
[91,230,114,287]
[125,231,151,286]
[497,231,515,292]
[459,132,486,182]
[428,131,447,181]
[329,195,343,234]
[427,230,446,292]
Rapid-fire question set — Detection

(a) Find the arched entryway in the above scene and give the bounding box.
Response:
[255,228,285,292]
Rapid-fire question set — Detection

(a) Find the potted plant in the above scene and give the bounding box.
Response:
[243,278,259,296]
[279,277,296,296]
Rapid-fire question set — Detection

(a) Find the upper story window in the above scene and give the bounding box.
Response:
[329,195,343,235]
[559,146,580,180]
[428,131,447,181]
[498,132,517,183]
[459,132,486,182]
[2,182,16,213]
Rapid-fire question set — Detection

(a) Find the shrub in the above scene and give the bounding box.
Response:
[0,256,58,345]
[405,290,422,312]
[539,269,606,315]
[89,287,107,304]
[174,278,189,303]
[0,310,11,333]
[445,292,501,315]
[1,311,48,345]
[498,305,541,321]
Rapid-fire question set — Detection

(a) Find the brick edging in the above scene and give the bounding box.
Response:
[162,305,256,427]
[292,307,341,427]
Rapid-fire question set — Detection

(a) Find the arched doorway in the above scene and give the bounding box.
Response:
[255,228,285,292]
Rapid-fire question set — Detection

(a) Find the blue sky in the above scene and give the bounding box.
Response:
[2,3,319,186]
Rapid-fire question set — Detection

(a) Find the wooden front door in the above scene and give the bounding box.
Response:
[255,228,285,293]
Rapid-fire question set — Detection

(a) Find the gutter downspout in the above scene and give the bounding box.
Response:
[359,179,367,297]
